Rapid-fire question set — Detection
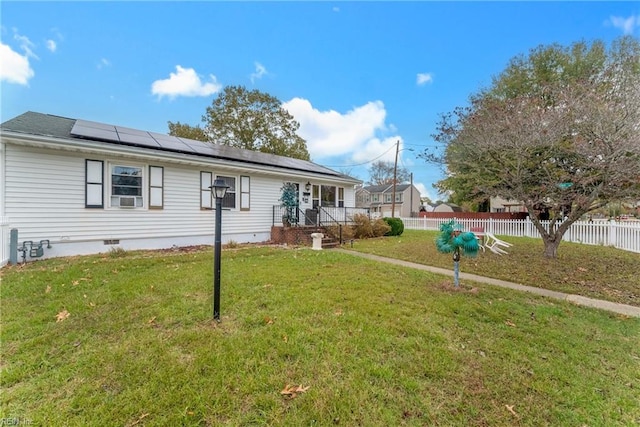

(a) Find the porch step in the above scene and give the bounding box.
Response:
[321,237,340,249]
[270,224,343,248]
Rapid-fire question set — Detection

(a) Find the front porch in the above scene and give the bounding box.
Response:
[270,206,369,248]
[270,225,339,248]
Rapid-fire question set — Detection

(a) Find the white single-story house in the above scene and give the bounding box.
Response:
[0,112,361,264]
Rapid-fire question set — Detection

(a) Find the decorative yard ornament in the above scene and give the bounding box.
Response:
[435,220,480,287]
[279,182,299,226]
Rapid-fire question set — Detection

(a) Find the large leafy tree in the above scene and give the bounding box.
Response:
[367,160,411,185]
[168,85,311,160]
[426,36,640,258]
[167,121,207,142]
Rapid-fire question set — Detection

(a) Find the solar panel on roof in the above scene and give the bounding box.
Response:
[182,140,218,156]
[70,124,119,142]
[73,119,117,131]
[67,117,347,178]
[118,132,160,148]
[151,134,195,153]
[115,126,150,137]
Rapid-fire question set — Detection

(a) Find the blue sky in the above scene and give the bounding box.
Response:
[2,2,639,201]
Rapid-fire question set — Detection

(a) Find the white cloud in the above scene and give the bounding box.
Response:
[608,15,640,35]
[151,65,222,99]
[13,32,38,60]
[250,62,268,83]
[332,6,340,12]
[414,182,435,201]
[46,39,57,52]
[97,58,111,69]
[0,41,34,85]
[283,97,405,165]
[351,136,403,164]
[45,28,63,53]
[416,72,433,86]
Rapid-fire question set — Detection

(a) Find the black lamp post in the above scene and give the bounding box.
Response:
[210,178,229,321]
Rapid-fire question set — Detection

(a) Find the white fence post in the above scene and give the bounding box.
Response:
[608,220,616,248]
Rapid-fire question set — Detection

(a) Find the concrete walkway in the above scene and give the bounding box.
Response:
[335,249,640,318]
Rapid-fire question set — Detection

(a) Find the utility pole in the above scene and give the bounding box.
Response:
[410,172,413,217]
[391,140,399,218]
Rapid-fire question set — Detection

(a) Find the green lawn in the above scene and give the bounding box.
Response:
[1,243,639,426]
[348,229,640,307]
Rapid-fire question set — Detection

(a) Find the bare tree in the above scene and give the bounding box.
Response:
[367,160,410,185]
[428,37,640,258]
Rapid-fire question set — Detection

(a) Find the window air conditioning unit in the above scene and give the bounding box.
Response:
[119,196,136,208]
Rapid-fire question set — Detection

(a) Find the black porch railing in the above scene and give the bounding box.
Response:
[272,206,370,228]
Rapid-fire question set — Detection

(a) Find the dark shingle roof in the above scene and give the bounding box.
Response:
[1,111,359,181]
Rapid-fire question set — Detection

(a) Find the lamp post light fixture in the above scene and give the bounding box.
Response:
[209,178,229,321]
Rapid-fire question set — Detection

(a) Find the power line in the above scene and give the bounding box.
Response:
[321,142,398,168]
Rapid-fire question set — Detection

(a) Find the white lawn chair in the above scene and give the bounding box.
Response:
[484,232,512,255]
[470,227,486,252]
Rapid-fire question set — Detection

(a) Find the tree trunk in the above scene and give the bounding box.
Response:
[529,212,574,259]
[542,238,562,258]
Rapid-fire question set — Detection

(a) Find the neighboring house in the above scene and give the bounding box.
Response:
[355,183,421,218]
[0,112,360,263]
[489,196,527,213]
[432,202,463,213]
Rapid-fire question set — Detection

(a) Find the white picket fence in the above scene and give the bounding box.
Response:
[400,217,640,254]
[2,215,637,267]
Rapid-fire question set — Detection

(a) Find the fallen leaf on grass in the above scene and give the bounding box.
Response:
[505,320,516,327]
[148,316,156,324]
[506,405,517,416]
[127,413,149,427]
[56,310,70,322]
[264,316,274,325]
[45,285,51,293]
[577,267,588,272]
[281,384,310,399]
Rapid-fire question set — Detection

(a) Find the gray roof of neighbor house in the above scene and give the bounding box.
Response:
[358,184,413,193]
[435,202,463,212]
[1,111,359,182]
